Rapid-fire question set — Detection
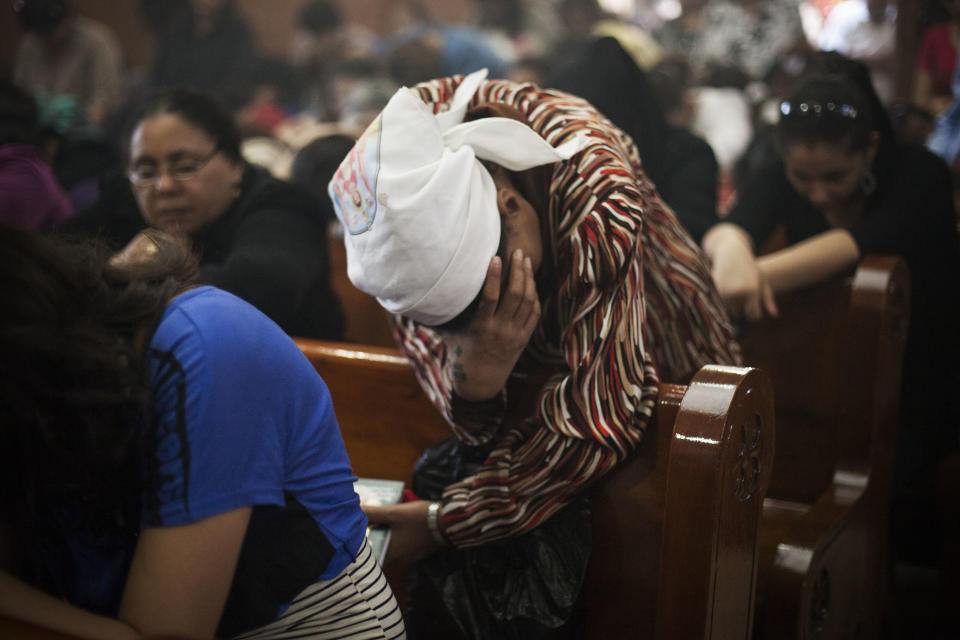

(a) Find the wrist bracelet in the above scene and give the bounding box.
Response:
[426,501,447,546]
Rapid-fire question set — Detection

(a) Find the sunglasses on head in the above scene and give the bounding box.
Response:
[779,101,858,120]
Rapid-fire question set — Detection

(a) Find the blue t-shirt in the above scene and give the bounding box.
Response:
[42,286,366,634]
[147,286,364,567]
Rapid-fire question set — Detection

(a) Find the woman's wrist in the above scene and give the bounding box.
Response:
[425,501,448,546]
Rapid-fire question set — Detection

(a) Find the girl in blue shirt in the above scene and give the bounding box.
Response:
[0,227,405,639]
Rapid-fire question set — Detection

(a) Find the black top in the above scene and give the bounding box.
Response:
[61,165,345,341]
[546,36,719,243]
[727,143,960,427]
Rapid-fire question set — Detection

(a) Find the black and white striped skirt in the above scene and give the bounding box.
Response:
[234,537,406,639]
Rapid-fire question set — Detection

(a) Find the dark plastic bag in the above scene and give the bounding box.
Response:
[409,437,591,640]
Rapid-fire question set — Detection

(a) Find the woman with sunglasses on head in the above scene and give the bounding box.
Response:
[62,88,344,341]
[703,73,958,323]
[702,72,960,570]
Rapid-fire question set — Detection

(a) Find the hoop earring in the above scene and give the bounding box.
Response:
[860,169,877,196]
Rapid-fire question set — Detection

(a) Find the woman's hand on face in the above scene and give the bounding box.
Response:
[440,249,541,402]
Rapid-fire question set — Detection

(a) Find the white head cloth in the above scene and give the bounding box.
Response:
[328,68,587,326]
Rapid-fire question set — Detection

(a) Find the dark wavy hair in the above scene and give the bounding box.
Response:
[0,225,197,561]
[124,88,243,164]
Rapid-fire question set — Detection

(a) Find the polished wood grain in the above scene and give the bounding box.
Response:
[327,234,397,348]
[0,616,82,639]
[739,256,910,640]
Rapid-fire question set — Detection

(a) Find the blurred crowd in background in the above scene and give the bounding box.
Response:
[3,0,960,233]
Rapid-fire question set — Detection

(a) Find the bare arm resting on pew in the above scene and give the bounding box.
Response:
[703,222,860,320]
[702,222,777,321]
[0,507,249,639]
[756,228,860,294]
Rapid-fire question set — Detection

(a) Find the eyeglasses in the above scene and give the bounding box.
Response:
[779,101,858,120]
[128,149,220,188]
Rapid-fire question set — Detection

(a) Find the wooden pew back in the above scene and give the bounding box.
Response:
[295,339,775,639]
[739,256,908,503]
[327,231,397,348]
[737,256,910,639]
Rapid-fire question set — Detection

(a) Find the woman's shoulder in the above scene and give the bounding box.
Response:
[156,286,289,352]
[163,284,276,323]
[152,286,318,394]
[234,164,327,229]
[240,165,322,212]
[886,143,951,187]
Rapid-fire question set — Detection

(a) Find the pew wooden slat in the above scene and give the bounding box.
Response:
[295,339,776,639]
[0,617,82,640]
[738,256,910,639]
[327,231,397,348]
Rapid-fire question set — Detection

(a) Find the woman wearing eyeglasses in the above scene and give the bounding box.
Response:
[702,72,960,570]
[62,88,344,341]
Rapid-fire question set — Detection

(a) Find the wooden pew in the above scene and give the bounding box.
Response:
[0,617,82,640]
[295,338,776,639]
[327,230,397,348]
[737,256,910,639]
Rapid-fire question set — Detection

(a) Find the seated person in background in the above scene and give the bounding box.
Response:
[655,0,709,65]
[0,227,405,639]
[289,132,356,226]
[290,0,376,70]
[914,0,960,120]
[816,0,897,104]
[12,0,124,129]
[289,0,377,120]
[927,49,960,217]
[547,37,720,243]
[149,0,258,110]
[380,0,509,84]
[61,89,344,341]
[329,68,741,636]
[0,79,72,230]
[702,73,960,567]
[708,0,809,81]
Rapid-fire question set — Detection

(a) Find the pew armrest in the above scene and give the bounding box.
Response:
[659,365,775,639]
[760,484,870,638]
[741,255,910,640]
[0,615,82,639]
[585,365,775,639]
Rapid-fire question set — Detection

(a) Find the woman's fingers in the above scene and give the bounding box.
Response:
[475,256,503,319]
[496,249,527,318]
[518,256,539,326]
[743,294,763,322]
[760,278,779,318]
